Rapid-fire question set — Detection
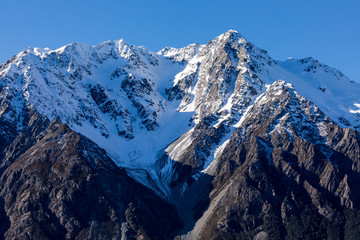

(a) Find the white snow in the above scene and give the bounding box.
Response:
[317,122,328,138]
[165,127,194,161]
[350,103,360,113]
[273,58,360,128]
[203,139,230,176]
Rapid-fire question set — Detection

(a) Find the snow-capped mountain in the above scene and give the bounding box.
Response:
[1,30,360,240]
[1,30,360,194]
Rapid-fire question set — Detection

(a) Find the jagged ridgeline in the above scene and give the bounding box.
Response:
[1,30,360,239]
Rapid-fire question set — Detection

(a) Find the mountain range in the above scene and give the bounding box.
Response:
[1,30,360,239]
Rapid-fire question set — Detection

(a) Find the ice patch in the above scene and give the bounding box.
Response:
[317,122,328,138]
[203,139,231,176]
[350,103,360,113]
[165,128,194,161]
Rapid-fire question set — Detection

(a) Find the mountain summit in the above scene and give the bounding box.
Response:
[1,30,360,239]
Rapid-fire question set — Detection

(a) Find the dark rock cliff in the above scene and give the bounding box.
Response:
[176,81,360,240]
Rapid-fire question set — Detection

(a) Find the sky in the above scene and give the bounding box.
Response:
[0,0,359,81]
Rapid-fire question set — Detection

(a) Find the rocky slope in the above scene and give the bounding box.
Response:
[176,80,360,240]
[1,30,360,239]
[0,109,181,240]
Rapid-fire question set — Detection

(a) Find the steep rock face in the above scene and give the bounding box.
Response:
[0,111,181,240]
[156,31,277,196]
[164,30,275,121]
[178,80,360,240]
[157,31,360,202]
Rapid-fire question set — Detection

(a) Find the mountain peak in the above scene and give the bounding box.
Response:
[210,29,268,58]
[223,29,242,37]
[24,47,53,56]
[226,29,239,34]
[56,41,91,54]
[215,29,245,43]
[157,42,203,62]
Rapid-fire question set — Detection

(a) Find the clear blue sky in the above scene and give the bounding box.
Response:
[1,0,359,81]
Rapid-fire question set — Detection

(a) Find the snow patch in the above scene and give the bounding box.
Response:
[203,139,230,176]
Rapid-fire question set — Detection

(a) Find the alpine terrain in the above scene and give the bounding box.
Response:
[1,30,360,239]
